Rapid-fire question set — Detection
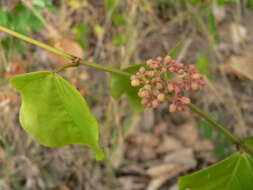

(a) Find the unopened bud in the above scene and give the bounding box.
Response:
[144,84,152,90]
[157,56,163,62]
[169,103,177,112]
[147,59,153,65]
[131,79,140,87]
[152,100,159,108]
[139,67,146,73]
[139,90,149,98]
[157,93,165,101]
[164,56,172,64]
[181,97,191,104]
[191,83,199,90]
[178,69,184,74]
[167,84,174,92]
[192,73,201,80]
[156,82,163,90]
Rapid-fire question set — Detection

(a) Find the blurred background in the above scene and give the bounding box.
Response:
[1,0,253,189]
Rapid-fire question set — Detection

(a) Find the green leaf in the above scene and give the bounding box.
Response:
[110,63,147,113]
[10,72,104,160]
[179,152,253,190]
[242,136,253,155]
[167,38,186,59]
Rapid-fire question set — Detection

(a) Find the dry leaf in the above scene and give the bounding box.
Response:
[156,136,183,153]
[146,149,196,190]
[47,39,84,66]
[230,23,247,46]
[220,56,253,82]
[212,2,226,23]
[5,61,28,79]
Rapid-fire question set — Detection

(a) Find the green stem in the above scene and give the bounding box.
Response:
[0,25,130,77]
[0,25,241,146]
[188,103,241,145]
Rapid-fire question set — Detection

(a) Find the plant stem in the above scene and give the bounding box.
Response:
[188,103,241,145]
[0,25,130,77]
[0,25,242,146]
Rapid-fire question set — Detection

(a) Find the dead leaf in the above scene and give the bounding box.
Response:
[47,39,84,66]
[212,2,226,23]
[146,149,196,190]
[220,55,253,82]
[156,136,183,154]
[230,23,247,46]
[5,61,28,79]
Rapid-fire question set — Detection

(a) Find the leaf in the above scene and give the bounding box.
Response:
[196,53,210,78]
[110,63,147,113]
[178,152,253,190]
[10,72,104,160]
[242,136,253,155]
[167,38,186,59]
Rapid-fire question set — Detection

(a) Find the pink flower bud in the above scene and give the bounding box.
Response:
[147,59,153,66]
[139,90,149,98]
[152,99,159,108]
[131,79,140,87]
[192,73,201,80]
[169,103,176,112]
[181,97,191,104]
[156,82,163,90]
[141,98,149,105]
[191,83,199,90]
[161,67,167,73]
[144,84,152,90]
[147,71,155,77]
[139,67,146,73]
[157,93,165,101]
[169,67,175,72]
[178,69,184,74]
[157,56,163,62]
[164,56,172,64]
[167,84,174,92]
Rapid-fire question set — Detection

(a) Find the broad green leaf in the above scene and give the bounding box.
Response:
[110,63,148,113]
[179,152,253,190]
[10,72,104,160]
[242,136,253,155]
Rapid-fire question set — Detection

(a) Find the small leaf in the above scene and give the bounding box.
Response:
[110,63,147,113]
[179,152,253,190]
[196,53,210,78]
[10,72,104,160]
[167,38,186,59]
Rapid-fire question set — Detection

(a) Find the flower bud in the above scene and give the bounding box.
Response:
[191,83,199,90]
[139,67,146,73]
[167,84,174,92]
[156,82,163,90]
[164,56,172,64]
[181,97,191,104]
[152,100,159,108]
[192,73,201,80]
[139,90,149,98]
[157,93,165,102]
[131,79,140,87]
[144,84,152,90]
[169,103,176,112]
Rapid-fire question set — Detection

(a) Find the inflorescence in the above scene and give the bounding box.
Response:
[130,56,205,112]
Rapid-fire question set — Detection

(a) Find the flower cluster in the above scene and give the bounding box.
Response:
[130,56,205,112]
